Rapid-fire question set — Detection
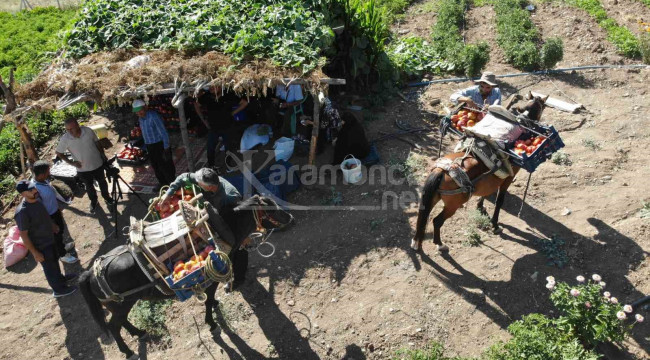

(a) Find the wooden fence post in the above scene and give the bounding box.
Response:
[173,94,195,172]
[308,92,321,166]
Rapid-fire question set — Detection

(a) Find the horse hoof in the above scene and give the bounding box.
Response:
[127,353,139,360]
[492,226,502,235]
[410,239,421,251]
[436,244,449,253]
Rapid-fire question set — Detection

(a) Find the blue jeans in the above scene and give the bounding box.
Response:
[39,244,67,293]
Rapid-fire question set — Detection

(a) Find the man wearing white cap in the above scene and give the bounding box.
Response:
[450,71,502,110]
[133,99,176,186]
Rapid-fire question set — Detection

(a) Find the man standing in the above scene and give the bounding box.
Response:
[194,86,248,168]
[56,118,113,214]
[14,180,77,298]
[32,160,79,264]
[159,168,247,291]
[450,71,502,110]
[133,99,176,186]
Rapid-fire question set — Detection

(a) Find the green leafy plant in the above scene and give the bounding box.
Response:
[321,186,343,205]
[551,151,572,165]
[128,299,173,337]
[639,201,650,219]
[640,32,650,64]
[565,0,641,58]
[549,275,637,346]
[485,314,600,360]
[430,0,490,77]
[64,0,333,73]
[394,341,474,360]
[533,235,569,268]
[386,36,454,77]
[468,209,492,231]
[493,0,563,70]
[581,138,602,151]
[0,7,76,82]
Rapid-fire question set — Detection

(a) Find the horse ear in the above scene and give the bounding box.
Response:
[542,95,549,103]
[525,91,533,100]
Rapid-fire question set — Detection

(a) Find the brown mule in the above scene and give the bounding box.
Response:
[411,93,548,252]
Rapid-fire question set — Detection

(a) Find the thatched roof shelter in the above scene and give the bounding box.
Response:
[9,49,344,168]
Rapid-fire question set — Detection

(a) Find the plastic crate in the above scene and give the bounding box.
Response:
[163,239,230,302]
[507,125,564,173]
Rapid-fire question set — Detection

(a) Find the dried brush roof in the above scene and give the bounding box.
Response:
[16,49,325,109]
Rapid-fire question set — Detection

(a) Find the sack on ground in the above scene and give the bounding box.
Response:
[4,226,28,268]
[273,137,295,162]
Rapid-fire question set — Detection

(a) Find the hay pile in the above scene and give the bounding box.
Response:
[16,50,324,108]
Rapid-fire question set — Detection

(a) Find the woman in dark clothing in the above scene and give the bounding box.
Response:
[332,112,370,164]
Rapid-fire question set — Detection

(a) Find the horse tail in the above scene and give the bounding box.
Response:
[413,170,444,241]
[78,271,109,335]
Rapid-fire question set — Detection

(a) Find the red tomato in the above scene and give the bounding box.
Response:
[526,146,535,153]
[524,139,532,146]
[183,195,193,201]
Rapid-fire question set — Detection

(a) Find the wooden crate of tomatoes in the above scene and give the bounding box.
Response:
[448,108,486,135]
[507,125,564,173]
[151,187,200,220]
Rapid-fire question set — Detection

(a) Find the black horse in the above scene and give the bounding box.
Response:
[78,195,294,359]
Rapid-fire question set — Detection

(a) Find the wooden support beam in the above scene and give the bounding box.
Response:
[531,91,583,113]
[308,92,322,166]
[173,94,194,172]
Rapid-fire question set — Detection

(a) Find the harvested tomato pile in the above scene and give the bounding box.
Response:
[171,245,215,282]
[153,188,196,219]
[450,109,485,132]
[513,135,546,156]
[129,126,142,138]
[117,145,145,161]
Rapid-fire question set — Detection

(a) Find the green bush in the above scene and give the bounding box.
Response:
[550,277,631,346]
[0,7,76,83]
[387,36,454,77]
[566,0,641,58]
[640,32,650,64]
[485,314,600,360]
[128,300,173,337]
[540,37,564,69]
[394,342,475,360]
[430,0,490,77]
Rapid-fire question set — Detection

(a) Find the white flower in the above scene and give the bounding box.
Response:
[617,311,627,320]
[546,283,555,290]
[635,314,644,323]
[603,291,611,298]
[592,274,602,282]
[576,275,585,283]
[610,297,619,304]
[570,289,580,297]
[599,281,606,288]
[623,305,633,313]
[546,276,555,283]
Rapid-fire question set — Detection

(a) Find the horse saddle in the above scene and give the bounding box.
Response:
[455,138,513,179]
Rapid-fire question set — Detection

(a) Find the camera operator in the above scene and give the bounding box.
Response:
[56,118,114,214]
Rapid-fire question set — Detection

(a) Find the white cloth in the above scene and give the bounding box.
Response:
[56,126,104,172]
[464,113,524,145]
[275,84,304,103]
[240,124,273,151]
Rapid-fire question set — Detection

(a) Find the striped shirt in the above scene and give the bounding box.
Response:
[450,85,502,107]
[139,110,170,149]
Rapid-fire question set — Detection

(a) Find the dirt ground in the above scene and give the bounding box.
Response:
[1,1,650,360]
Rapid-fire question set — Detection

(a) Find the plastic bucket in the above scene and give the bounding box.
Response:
[89,124,108,139]
[340,155,362,184]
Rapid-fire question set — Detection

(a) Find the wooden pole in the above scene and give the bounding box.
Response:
[19,143,26,176]
[174,94,195,172]
[308,92,321,166]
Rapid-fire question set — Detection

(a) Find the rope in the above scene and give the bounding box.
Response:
[518,172,532,218]
[203,250,233,283]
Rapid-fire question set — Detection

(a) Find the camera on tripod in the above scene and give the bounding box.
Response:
[104,155,121,179]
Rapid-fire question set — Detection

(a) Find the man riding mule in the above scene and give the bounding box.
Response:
[78,194,294,360]
[411,93,548,253]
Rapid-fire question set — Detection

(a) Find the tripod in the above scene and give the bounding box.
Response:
[105,166,148,240]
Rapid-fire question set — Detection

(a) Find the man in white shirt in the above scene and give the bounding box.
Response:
[56,118,114,214]
[274,84,304,137]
